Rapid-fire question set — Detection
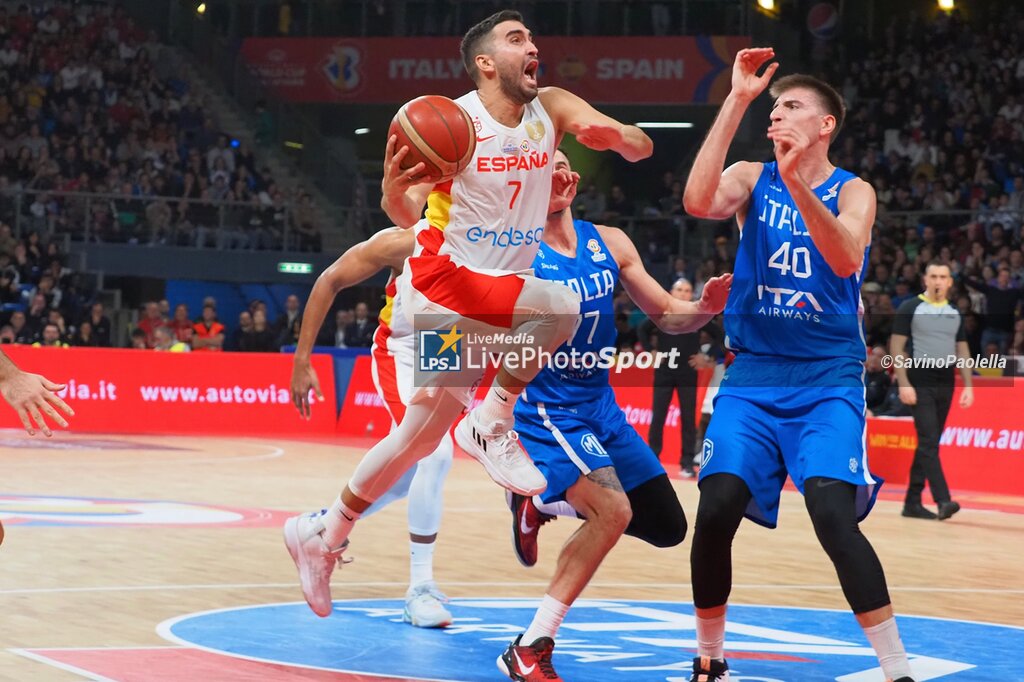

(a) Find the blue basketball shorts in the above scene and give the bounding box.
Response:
[700,355,882,528]
[515,387,666,504]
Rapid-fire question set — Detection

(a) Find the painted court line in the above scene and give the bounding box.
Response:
[0,444,285,466]
[2,582,1022,596]
[9,648,119,682]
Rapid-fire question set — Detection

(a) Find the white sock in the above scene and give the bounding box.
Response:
[523,594,570,643]
[409,540,435,588]
[863,618,913,679]
[477,383,516,424]
[533,497,581,519]
[322,496,361,548]
[696,613,726,659]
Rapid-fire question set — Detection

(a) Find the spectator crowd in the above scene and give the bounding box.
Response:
[0,1,322,251]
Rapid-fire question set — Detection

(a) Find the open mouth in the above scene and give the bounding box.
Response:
[524,60,539,87]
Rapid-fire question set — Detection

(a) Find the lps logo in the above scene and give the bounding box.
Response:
[322,44,362,93]
[161,598,1019,681]
[418,326,462,372]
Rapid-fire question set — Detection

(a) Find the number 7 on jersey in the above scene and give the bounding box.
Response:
[507,181,522,209]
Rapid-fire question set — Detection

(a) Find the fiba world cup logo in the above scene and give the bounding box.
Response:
[322,44,363,93]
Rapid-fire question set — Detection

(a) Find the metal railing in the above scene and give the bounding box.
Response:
[0,187,318,252]
[165,8,360,208]
[4,182,1015,259]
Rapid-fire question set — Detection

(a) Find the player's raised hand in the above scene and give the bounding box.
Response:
[575,123,624,152]
[548,168,580,214]
[291,360,323,420]
[731,47,778,102]
[767,126,813,180]
[381,134,428,199]
[1,371,72,437]
[696,273,733,315]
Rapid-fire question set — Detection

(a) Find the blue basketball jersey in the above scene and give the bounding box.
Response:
[724,161,868,361]
[523,219,618,406]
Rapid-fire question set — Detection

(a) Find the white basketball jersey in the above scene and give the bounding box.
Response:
[414,90,556,273]
[378,270,414,356]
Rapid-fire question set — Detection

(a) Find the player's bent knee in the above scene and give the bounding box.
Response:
[625,475,687,547]
[600,492,633,534]
[646,510,687,547]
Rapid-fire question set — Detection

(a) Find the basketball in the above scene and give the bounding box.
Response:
[388,95,476,184]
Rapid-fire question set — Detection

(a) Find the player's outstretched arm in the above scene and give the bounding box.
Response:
[0,350,73,436]
[380,134,435,228]
[597,225,732,335]
[683,47,777,220]
[783,174,875,278]
[539,87,652,162]
[291,228,414,418]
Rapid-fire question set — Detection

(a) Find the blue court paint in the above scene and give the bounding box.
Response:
[161,598,1023,680]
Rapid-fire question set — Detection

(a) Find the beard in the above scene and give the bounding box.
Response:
[498,63,537,105]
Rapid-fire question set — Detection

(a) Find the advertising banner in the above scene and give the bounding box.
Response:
[0,346,337,436]
[239,36,751,104]
[335,354,395,439]
[866,380,1024,495]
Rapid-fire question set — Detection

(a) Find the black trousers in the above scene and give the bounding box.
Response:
[648,368,698,468]
[906,372,955,505]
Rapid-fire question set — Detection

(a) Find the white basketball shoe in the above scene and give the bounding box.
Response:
[403,581,453,628]
[455,409,546,496]
[283,510,351,617]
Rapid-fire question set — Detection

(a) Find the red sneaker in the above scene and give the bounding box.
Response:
[507,492,555,567]
[498,635,563,681]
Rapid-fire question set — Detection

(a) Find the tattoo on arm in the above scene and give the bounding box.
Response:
[586,466,624,492]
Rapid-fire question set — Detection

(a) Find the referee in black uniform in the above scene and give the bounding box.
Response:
[642,278,713,478]
[890,261,975,521]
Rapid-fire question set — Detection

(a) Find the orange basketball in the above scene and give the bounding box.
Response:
[388,95,476,184]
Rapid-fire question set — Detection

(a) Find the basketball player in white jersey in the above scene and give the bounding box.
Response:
[284,9,651,619]
[290,221,454,627]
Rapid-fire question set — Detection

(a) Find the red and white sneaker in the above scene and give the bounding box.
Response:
[507,491,555,567]
[498,635,563,681]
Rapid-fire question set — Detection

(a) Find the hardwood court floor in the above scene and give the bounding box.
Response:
[0,430,1022,681]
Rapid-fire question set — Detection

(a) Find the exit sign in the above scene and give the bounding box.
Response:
[277,262,313,274]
